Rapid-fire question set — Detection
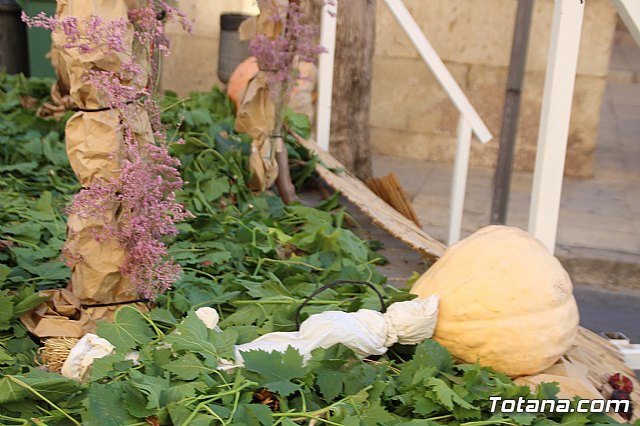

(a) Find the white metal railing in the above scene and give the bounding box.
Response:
[318,0,640,254]
[316,0,337,153]
[528,0,585,254]
[529,0,640,254]
[316,0,493,246]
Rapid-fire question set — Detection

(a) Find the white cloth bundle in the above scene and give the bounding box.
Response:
[59,296,439,379]
[61,333,115,381]
[233,295,439,364]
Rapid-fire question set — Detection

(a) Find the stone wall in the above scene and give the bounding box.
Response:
[161,0,618,177]
[161,0,257,95]
[371,0,617,177]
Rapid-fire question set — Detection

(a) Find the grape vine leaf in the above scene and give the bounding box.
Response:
[164,352,208,380]
[0,346,14,364]
[82,382,136,426]
[165,311,237,360]
[0,290,14,327]
[427,377,476,411]
[233,403,274,426]
[360,399,395,426]
[128,370,169,410]
[96,307,153,352]
[241,346,306,397]
[0,369,82,403]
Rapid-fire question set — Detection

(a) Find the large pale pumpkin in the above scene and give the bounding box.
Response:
[411,225,579,377]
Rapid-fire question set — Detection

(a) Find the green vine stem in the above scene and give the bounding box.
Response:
[6,376,81,426]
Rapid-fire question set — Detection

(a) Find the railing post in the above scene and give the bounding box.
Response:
[528,0,585,253]
[316,0,337,151]
[449,115,472,245]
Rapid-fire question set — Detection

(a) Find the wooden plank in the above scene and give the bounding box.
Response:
[292,133,446,260]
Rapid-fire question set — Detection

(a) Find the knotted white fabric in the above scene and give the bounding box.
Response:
[59,296,439,377]
[60,333,115,381]
[234,295,439,364]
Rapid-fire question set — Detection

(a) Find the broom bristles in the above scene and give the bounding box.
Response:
[37,337,79,373]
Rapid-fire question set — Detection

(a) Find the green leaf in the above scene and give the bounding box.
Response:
[200,175,230,200]
[21,261,69,282]
[233,403,274,426]
[160,382,204,406]
[0,346,15,364]
[166,311,237,360]
[96,307,154,352]
[89,353,129,381]
[361,400,395,426]
[82,382,136,426]
[0,290,14,326]
[149,307,178,326]
[427,377,476,411]
[0,370,83,403]
[317,369,343,401]
[241,346,306,397]
[416,340,454,372]
[0,264,10,284]
[535,381,560,400]
[1,222,41,244]
[0,162,38,173]
[128,370,169,410]
[12,291,49,317]
[35,191,55,219]
[168,402,217,426]
[164,352,208,380]
[558,412,591,426]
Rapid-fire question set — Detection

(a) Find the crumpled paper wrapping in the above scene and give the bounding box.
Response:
[233,0,287,192]
[54,0,148,306]
[235,73,279,192]
[37,81,75,119]
[20,289,123,338]
[232,0,318,192]
[23,0,150,338]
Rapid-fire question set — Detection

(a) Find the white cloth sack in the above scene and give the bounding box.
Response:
[61,333,115,381]
[234,295,439,364]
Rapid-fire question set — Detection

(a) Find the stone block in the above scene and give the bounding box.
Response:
[375,0,517,67]
[166,0,258,37]
[370,127,457,162]
[375,0,616,77]
[161,34,220,96]
[370,56,468,135]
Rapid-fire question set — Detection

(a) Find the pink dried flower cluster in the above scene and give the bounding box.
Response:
[70,132,191,298]
[249,0,326,100]
[22,11,128,54]
[23,1,194,298]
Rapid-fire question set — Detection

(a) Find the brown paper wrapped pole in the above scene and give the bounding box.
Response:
[22,0,151,337]
[235,0,296,203]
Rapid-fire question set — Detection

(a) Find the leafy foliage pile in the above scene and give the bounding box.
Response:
[0,75,633,425]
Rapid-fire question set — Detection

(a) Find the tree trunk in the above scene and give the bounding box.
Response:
[309,0,376,180]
